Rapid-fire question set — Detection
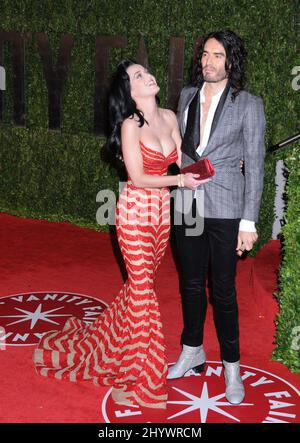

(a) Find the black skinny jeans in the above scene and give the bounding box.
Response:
[175,199,240,363]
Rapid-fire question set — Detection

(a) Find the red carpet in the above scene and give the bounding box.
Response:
[0,213,299,423]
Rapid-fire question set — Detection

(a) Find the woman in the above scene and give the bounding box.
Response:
[33,59,208,409]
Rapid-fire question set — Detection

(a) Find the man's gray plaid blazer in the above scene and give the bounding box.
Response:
[175,83,266,222]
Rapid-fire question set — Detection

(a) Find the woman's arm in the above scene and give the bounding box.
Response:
[121,117,179,188]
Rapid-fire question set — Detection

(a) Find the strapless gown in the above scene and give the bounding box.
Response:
[33,141,178,409]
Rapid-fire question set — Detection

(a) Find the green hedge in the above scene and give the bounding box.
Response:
[0,0,299,371]
[273,142,300,374]
[0,125,118,231]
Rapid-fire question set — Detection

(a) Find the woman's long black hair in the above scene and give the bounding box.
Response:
[193,30,247,101]
[107,59,147,160]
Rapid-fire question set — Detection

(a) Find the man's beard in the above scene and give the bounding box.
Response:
[203,70,228,83]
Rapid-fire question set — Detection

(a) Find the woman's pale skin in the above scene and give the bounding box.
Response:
[121,64,211,190]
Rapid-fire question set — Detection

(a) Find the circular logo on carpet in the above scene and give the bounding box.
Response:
[0,291,108,346]
[101,362,300,423]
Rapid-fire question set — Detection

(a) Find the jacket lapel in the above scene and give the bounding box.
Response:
[180,82,233,162]
[180,87,199,135]
[181,89,201,162]
[207,82,232,144]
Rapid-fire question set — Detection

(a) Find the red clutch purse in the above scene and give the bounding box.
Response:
[180,157,215,179]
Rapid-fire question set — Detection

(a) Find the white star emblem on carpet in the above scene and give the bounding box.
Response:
[167,382,253,422]
[0,303,72,329]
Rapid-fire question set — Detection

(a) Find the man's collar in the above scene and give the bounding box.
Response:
[200,81,227,103]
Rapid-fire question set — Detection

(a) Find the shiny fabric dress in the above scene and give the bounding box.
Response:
[33,141,178,409]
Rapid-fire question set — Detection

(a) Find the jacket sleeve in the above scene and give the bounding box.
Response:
[242,95,266,222]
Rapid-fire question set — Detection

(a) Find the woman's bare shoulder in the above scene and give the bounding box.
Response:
[160,107,176,118]
[121,116,141,134]
[159,108,178,126]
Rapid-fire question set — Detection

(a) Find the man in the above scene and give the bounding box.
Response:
[168,30,266,405]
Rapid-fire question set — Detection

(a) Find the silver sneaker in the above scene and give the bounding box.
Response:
[167,345,206,379]
[223,360,245,404]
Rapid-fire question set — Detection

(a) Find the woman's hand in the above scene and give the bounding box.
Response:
[183,173,212,190]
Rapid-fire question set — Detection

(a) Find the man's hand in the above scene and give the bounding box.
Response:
[236,231,258,256]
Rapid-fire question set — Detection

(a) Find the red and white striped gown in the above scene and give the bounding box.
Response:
[33,141,178,409]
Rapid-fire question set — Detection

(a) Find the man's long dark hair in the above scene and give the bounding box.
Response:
[107,59,147,160]
[193,30,247,100]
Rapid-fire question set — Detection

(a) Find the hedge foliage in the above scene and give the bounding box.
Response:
[273,142,300,374]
